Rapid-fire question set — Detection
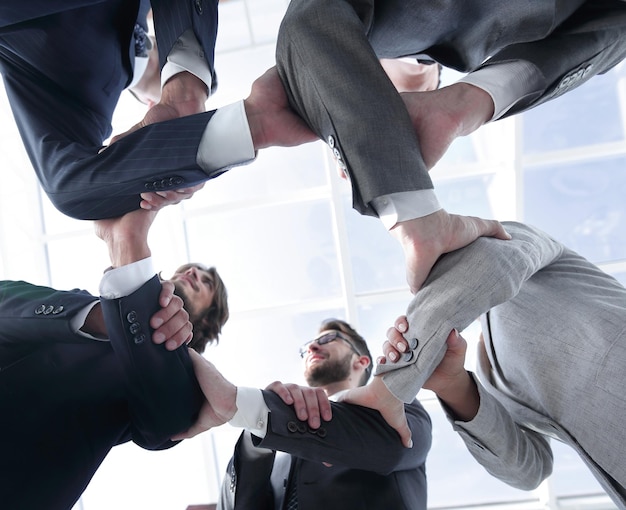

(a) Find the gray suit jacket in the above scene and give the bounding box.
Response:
[376,222,626,505]
[276,0,626,215]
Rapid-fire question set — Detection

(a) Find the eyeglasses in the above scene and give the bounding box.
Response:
[299,331,362,358]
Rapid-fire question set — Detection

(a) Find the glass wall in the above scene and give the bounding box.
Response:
[0,1,623,508]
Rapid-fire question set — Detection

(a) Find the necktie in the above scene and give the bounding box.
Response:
[284,463,298,510]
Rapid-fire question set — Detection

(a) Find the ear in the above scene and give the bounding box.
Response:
[354,355,371,372]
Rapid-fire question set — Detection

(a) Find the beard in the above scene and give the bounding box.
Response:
[304,352,353,387]
[172,280,197,322]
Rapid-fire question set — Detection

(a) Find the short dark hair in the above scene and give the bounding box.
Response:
[171,263,229,353]
[318,319,372,386]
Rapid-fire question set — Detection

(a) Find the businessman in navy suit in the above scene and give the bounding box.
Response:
[215,319,432,510]
[0,208,227,510]
[0,0,314,220]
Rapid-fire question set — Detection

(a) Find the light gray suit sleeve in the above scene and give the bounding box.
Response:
[443,372,554,490]
[377,222,564,402]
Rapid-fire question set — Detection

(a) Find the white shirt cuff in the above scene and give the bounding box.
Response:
[196,100,256,173]
[99,257,155,299]
[371,190,442,229]
[229,387,270,438]
[459,61,544,121]
[162,29,213,91]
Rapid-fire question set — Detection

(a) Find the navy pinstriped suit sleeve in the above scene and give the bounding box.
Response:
[0,0,223,220]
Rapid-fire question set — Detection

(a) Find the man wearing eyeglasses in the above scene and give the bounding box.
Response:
[178,319,432,510]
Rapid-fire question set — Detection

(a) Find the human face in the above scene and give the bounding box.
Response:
[169,264,216,321]
[301,330,359,387]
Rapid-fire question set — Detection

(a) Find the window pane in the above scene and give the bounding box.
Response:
[185,199,343,310]
[524,156,626,264]
[523,67,626,154]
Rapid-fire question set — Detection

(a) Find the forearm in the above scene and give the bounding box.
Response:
[379,222,565,402]
[435,371,480,423]
[448,376,553,490]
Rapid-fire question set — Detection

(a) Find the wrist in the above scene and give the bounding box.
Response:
[162,71,208,116]
[453,82,494,134]
[436,372,480,422]
[107,231,151,268]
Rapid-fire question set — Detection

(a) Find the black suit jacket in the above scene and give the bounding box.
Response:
[0,0,222,220]
[219,391,432,510]
[0,277,203,510]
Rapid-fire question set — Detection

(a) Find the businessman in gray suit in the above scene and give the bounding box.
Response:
[276,0,626,292]
[339,222,626,506]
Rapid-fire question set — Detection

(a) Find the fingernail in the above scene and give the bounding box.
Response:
[398,323,407,333]
[397,342,406,352]
[376,356,386,365]
[389,352,398,362]
[153,332,165,344]
[407,438,413,448]
[152,317,163,328]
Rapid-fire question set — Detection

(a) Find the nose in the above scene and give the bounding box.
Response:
[185,267,198,280]
[308,342,321,353]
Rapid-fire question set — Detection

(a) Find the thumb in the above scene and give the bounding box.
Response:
[392,412,413,449]
[408,253,437,294]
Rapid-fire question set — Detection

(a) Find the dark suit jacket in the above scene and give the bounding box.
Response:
[0,0,221,220]
[219,391,432,510]
[0,276,203,510]
[276,0,626,215]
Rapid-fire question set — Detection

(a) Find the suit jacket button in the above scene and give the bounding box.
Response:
[287,421,298,433]
[126,311,138,323]
[52,306,64,314]
[194,0,203,14]
[327,135,335,148]
[129,322,141,335]
[44,305,54,315]
[402,351,414,362]
[332,147,341,160]
[172,176,184,185]
[317,427,327,438]
[34,304,46,314]
[408,337,418,349]
[134,333,147,344]
[296,422,306,434]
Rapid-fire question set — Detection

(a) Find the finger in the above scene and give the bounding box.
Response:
[151,294,188,333]
[158,281,175,308]
[395,414,413,449]
[301,388,325,429]
[382,339,402,363]
[380,402,413,449]
[289,386,310,422]
[448,329,468,354]
[394,315,409,333]
[267,381,295,405]
[317,390,332,422]
[152,308,193,350]
[163,322,193,351]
